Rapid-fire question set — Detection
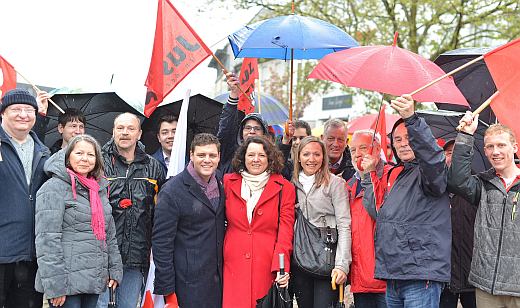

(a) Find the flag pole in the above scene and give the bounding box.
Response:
[456,91,499,131]
[409,55,484,96]
[15,69,65,114]
[257,69,262,114]
[210,53,253,103]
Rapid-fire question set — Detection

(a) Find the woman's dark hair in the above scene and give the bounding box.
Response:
[65,134,104,179]
[231,136,284,174]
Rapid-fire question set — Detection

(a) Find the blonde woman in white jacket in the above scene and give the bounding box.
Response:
[290,136,352,308]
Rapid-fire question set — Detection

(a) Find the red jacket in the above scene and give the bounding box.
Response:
[346,168,389,294]
[222,173,295,308]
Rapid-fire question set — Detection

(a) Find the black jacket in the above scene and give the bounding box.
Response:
[102,140,165,271]
[152,169,225,308]
[332,148,356,182]
[448,193,477,293]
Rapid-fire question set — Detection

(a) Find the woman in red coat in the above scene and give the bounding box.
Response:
[223,136,295,308]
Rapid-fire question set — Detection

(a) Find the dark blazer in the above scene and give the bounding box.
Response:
[152,148,168,173]
[152,168,225,308]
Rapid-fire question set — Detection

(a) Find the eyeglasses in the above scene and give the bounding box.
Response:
[243,125,263,132]
[8,107,36,116]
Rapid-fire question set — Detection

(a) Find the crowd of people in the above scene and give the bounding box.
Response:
[0,68,519,308]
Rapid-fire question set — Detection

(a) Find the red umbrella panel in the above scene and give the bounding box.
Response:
[347,112,400,134]
[308,34,469,107]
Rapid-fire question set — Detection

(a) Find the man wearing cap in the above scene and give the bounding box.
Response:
[0,89,50,308]
[217,72,270,174]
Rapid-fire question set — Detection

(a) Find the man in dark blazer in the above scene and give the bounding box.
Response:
[152,133,225,308]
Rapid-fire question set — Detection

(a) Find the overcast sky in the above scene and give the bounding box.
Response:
[0,0,259,109]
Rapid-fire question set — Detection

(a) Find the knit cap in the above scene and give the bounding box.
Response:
[1,89,38,112]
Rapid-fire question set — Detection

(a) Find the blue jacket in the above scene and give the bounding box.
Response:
[362,114,451,282]
[152,168,225,307]
[0,126,50,263]
[151,148,168,174]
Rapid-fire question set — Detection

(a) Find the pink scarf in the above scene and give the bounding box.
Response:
[66,168,106,242]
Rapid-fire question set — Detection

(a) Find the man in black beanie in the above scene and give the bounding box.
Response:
[0,89,50,308]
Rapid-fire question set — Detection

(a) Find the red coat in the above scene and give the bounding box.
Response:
[222,173,295,308]
[346,171,388,294]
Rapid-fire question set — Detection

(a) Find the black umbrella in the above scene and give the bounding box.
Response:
[417,110,491,173]
[35,92,143,149]
[141,94,224,157]
[434,47,497,124]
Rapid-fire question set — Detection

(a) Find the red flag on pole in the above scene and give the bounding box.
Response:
[144,0,211,117]
[484,38,520,152]
[0,56,17,98]
[370,104,389,161]
[238,58,258,114]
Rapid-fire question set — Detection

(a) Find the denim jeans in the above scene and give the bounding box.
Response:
[354,292,387,308]
[386,279,443,308]
[49,294,99,308]
[96,267,144,308]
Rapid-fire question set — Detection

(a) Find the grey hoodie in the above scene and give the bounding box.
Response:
[34,150,123,298]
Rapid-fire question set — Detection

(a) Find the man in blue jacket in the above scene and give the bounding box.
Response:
[361,94,451,307]
[152,133,225,307]
[0,89,50,308]
[151,113,178,173]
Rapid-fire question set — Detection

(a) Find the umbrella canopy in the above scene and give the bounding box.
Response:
[228,14,358,60]
[140,94,223,157]
[347,113,401,135]
[35,92,143,149]
[308,34,469,106]
[416,110,491,173]
[434,47,497,123]
[214,93,288,125]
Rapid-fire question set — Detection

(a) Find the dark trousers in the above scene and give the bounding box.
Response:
[440,288,476,308]
[290,264,338,308]
[354,292,387,308]
[49,294,99,308]
[0,261,43,308]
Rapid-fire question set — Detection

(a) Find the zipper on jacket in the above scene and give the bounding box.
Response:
[491,197,508,294]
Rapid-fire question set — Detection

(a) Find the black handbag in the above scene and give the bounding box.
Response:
[256,282,293,308]
[293,207,338,278]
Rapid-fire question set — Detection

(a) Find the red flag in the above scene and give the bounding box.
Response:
[238,58,258,114]
[145,0,211,117]
[370,104,389,161]
[0,56,17,98]
[484,38,520,153]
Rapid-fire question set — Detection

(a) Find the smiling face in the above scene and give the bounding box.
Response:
[190,144,220,182]
[68,140,96,177]
[58,120,85,144]
[392,123,415,162]
[299,141,324,176]
[484,132,518,174]
[245,142,268,175]
[350,132,381,172]
[242,119,264,141]
[1,104,37,137]
[157,120,177,154]
[323,125,347,164]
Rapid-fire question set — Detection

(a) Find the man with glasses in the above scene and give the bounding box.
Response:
[279,120,312,180]
[49,108,86,154]
[0,89,50,308]
[216,71,269,174]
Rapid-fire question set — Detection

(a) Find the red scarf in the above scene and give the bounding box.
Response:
[66,168,106,242]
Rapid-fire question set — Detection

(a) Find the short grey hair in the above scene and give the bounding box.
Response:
[351,129,381,145]
[323,118,347,136]
[113,112,142,130]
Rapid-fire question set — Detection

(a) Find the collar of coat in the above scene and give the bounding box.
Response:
[226,172,284,206]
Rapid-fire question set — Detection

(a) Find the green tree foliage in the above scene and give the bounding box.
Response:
[226,0,519,115]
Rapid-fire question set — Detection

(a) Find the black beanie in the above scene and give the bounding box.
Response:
[1,89,38,113]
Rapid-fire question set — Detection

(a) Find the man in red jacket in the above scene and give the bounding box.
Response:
[347,129,389,308]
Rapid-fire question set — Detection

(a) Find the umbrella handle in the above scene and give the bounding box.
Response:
[339,284,344,303]
[331,272,338,290]
[456,91,498,131]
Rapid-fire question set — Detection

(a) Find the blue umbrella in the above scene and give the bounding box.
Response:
[214,93,289,125]
[228,14,358,120]
[229,14,358,60]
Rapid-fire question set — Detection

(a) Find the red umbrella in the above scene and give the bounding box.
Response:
[347,112,400,134]
[308,33,469,106]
